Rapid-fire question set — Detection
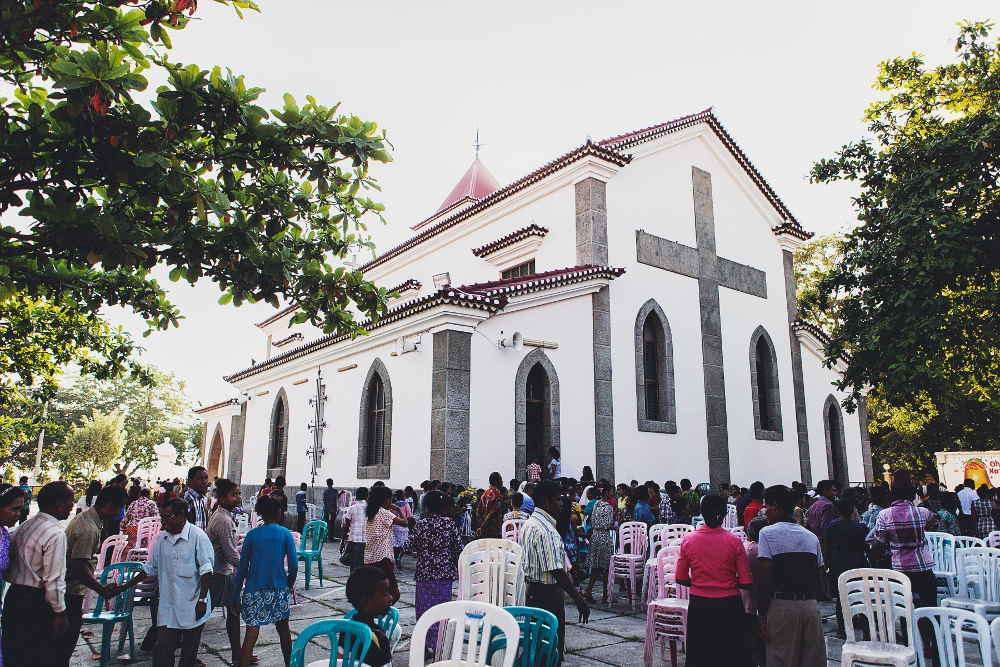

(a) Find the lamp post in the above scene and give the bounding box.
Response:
[307,370,327,501]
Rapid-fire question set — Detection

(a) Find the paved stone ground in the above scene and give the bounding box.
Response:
[67,540,849,666]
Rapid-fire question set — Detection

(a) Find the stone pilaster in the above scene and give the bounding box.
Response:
[783,249,812,485]
[430,329,472,485]
[228,402,246,486]
[858,396,874,484]
[576,178,608,266]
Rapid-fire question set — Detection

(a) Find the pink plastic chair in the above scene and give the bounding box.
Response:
[608,521,648,610]
[85,534,130,611]
[126,516,161,562]
[644,547,690,667]
[501,518,525,543]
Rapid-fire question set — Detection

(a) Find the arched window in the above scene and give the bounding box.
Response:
[824,395,849,486]
[634,299,676,433]
[749,326,782,440]
[267,389,289,475]
[357,358,392,478]
[366,375,386,465]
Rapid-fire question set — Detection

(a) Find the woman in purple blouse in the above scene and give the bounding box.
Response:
[405,490,463,657]
[0,484,28,667]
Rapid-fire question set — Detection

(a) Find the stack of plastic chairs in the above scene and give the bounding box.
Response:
[641,525,668,604]
[608,521,648,610]
[722,504,738,529]
[925,532,957,597]
[838,568,917,667]
[942,546,1000,621]
[987,530,1000,549]
[458,539,524,608]
[727,526,747,541]
[85,534,130,612]
[644,545,689,667]
[502,518,525,544]
[126,516,161,562]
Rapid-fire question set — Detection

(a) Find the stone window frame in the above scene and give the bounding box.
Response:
[266,388,289,479]
[514,349,560,480]
[634,299,677,433]
[823,394,849,485]
[749,326,783,441]
[357,358,392,479]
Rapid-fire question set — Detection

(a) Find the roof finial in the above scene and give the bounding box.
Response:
[471,125,484,160]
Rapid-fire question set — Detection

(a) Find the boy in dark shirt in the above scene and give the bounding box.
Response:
[345,566,393,667]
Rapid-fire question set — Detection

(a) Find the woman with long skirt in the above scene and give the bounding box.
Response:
[583,485,615,603]
[675,494,754,667]
[406,490,463,658]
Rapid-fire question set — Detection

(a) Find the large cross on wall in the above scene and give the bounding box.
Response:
[635,166,767,486]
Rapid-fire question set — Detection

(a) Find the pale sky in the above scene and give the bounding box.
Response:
[93,0,993,403]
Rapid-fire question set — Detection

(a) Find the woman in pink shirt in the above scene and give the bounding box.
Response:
[676,494,754,666]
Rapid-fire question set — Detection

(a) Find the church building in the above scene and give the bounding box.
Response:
[195,109,874,496]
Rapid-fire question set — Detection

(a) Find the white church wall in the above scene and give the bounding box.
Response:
[800,348,866,486]
[605,265,709,485]
[468,295,597,484]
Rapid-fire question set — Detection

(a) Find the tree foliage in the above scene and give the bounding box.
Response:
[794,232,848,333]
[1,0,394,407]
[810,21,1000,448]
[62,408,126,484]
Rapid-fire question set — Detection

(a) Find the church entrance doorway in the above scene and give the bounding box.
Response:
[525,364,548,470]
[207,427,224,479]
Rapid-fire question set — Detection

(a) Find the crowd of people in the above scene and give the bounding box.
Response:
[0,454,988,667]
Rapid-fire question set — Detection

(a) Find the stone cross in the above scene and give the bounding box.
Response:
[635,166,767,487]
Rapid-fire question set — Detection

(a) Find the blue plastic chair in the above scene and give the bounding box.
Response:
[83,562,144,667]
[289,619,372,667]
[486,605,560,667]
[299,520,328,589]
[345,606,401,651]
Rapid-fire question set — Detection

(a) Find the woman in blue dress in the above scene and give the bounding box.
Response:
[233,494,297,667]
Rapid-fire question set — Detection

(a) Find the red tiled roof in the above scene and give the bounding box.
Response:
[772,222,814,241]
[256,302,299,329]
[436,159,501,214]
[194,398,239,414]
[471,224,549,259]
[459,264,626,297]
[598,109,806,231]
[224,288,506,383]
[359,140,631,273]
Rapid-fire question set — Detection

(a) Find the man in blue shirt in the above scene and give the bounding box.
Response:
[521,482,536,515]
[17,475,31,524]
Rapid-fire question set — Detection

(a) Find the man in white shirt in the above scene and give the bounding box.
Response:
[339,486,369,572]
[2,481,76,667]
[958,478,978,536]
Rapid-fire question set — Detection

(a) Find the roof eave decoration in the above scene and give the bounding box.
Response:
[360,140,631,273]
[792,318,850,371]
[256,302,299,329]
[194,398,240,415]
[599,108,811,237]
[386,279,422,295]
[223,288,507,383]
[471,224,549,259]
[460,264,626,298]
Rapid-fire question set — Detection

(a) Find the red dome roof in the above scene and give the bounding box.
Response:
[435,158,501,213]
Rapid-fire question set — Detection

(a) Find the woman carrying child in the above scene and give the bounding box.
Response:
[406,490,463,657]
[364,486,414,604]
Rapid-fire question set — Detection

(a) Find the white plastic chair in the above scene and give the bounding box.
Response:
[722,504,738,529]
[457,539,524,608]
[409,600,520,667]
[838,568,917,667]
[943,547,1000,621]
[659,524,693,544]
[912,607,990,667]
[989,617,1000,666]
[644,546,689,667]
[953,535,985,552]
[645,545,680,608]
[235,512,250,536]
[987,531,1000,549]
[926,532,957,598]
[727,526,747,541]
[501,519,525,544]
[608,522,648,610]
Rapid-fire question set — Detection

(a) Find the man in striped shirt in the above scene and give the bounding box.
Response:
[184,466,210,531]
[3,481,76,667]
[520,480,589,664]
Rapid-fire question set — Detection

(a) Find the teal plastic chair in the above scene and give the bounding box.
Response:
[83,562,144,667]
[289,619,371,667]
[299,520,328,589]
[486,605,559,667]
[345,606,401,651]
